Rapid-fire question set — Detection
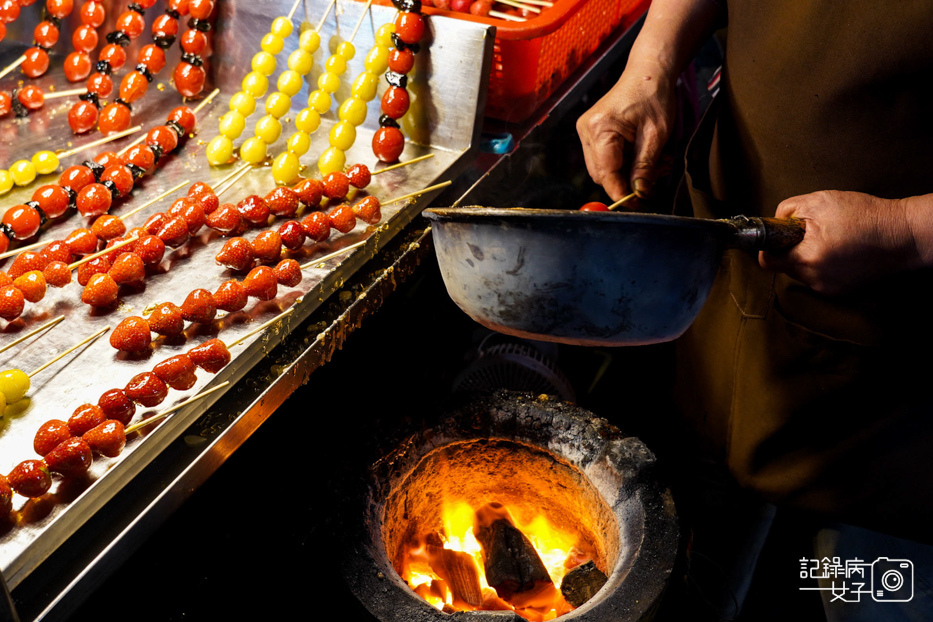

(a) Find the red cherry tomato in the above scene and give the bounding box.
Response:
[373,126,405,163]
[98,102,132,133]
[579,202,609,212]
[69,100,99,134]
[64,52,92,82]
[173,62,206,98]
[86,72,113,97]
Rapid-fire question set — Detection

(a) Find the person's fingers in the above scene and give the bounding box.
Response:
[577,114,630,201]
[630,121,664,197]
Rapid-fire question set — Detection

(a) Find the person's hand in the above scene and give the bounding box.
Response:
[576,60,677,202]
[759,190,923,295]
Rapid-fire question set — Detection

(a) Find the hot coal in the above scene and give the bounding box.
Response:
[560,560,608,607]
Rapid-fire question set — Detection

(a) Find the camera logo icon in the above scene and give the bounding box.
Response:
[871,558,914,602]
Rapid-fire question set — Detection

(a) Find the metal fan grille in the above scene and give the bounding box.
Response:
[452,341,576,402]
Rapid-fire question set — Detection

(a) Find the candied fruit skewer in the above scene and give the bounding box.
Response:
[124,381,230,434]
[171,0,216,100]
[205,0,334,167]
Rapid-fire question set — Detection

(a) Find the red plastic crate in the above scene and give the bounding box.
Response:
[421,0,650,122]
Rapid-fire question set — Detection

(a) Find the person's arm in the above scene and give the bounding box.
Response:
[759,191,933,295]
[576,0,724,201]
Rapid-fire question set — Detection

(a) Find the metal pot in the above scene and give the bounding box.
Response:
[424,207,804,346]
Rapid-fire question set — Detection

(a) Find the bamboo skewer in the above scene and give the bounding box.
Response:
[192,87,220,113]
[215,164,252,197]
[0,315,65,356]
[44,88,88,100]
[489,10,525,21]
[315,0,337,32]
[300,240,366,270]
[0,55,25,81]
[58,126,142,159]
[382,180,452,206]
[67,236,139,271]
[495,0,541,13]
[372,154,435,176]
[350,0,374,41]
[118,181,191,221]
[228,308,295,347]
[286,0,302,20]
[125,382,230,434]
[607,191,638,211]
[27,326,110,377]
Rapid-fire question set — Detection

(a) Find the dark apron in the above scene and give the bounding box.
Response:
[673,0,933,543]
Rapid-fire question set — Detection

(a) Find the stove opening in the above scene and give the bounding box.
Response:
[382,439,619,620]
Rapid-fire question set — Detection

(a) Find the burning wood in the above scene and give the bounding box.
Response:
[560,560,608,607]
[425,544,484,608]
[473,502,554,604]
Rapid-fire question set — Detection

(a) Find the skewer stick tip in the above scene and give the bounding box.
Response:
[192,88,221,114]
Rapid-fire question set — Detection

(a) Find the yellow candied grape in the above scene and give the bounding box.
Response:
[0,391,5,414]
[286,130,311,156]
[351,72,379,101]
[308,89,332,114]
[270,16,293,38]
[329,120,356,151]
[32,150,59,175]
[219,111,246,139]
[338,97,368,126]
[229,91,256,116]
[261,33,285,55]
[206,135,235,166]
[336,41,355,60]
[375,23,395,47]
[272,151,301,185]
[242,71,269,98]
[299,29,321,54]
[0,170,12,195]
[10,160,37,186]
[252,51,277,76]
[277,70,304,97]
[317,71,340,94]
[364,46,390,74]
[324,55,347,76]
[0,369,30,404]
[239,136,267,164]
[295,108,320,133]
[317,146,345,176]
[288,49,314,75]
[265,92,291,119]
[255,115,282,144]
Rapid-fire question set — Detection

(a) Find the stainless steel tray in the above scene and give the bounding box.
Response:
[0,0,493,590]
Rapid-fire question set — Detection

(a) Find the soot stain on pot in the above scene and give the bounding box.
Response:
[467,243,485,261]
[505,246,526,276]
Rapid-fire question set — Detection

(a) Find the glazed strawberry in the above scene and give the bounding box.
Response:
[143,212,167,236]
[265,187,299,217]
[215,237,255,271]
[0,474,11,515]
[242,266,278,300]
[108,253,146,285]
[83,420,126,458]
[0,285,25,321]
[274,259,302,287]
[187,181,214,199]
[110,316,152,352]
[251,231,283,263]
[103,236,138,263]
[346,163,371,189]
[323,171,350,200]
[194,190,220,215]
[43,261,72,287]
[301,212,331,242]
[157,216,191,248]
[65,228,99,256]
[98,388,136,425]
[68,403,107,436]
[45,438,94,476]
[135,235,166,266]
[181,289,217,324]
[153,353,197,390]
[125,372,168,407]
[81,273,119,307]
[77,257,112,286]
[0,273,10,288]
[237,195,271,225]
[205,203,243,234]
[278,220,306,250]
[8,460,52,498]
[329,204,357,234]
[34,419,72,456]
[181,202,206,234]
[352,196,382,224]
[8,250,47,279]
[293,178,323,207]
[187,338,231,373]
[13,270,47,303]
[40,240,73,264]
[148,302,185,336]
[91,214,126,241]
[213,280,248,312]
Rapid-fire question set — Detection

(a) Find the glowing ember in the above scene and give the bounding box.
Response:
[400,498,600,621]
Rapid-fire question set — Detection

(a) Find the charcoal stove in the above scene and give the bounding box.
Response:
[343,392,680,621]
